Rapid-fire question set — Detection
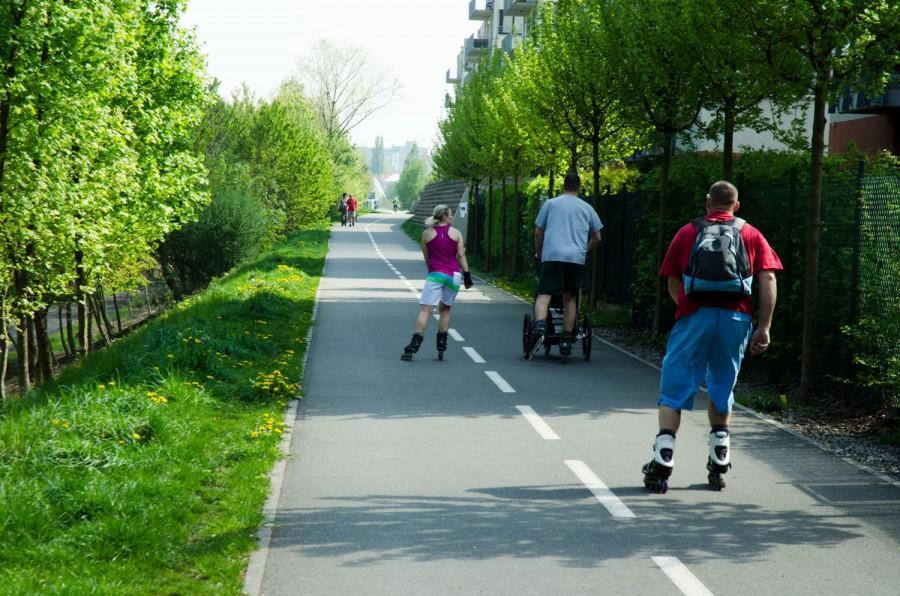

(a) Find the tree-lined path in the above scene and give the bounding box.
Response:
[257,213,900,595]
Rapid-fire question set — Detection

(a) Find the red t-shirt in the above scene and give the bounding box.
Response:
[347,197,358,211]
[659,210,783,320]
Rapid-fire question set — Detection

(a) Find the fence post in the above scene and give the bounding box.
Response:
[850,160,866,325]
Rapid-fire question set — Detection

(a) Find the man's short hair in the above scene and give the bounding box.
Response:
[708,181,738,207]
[563,172,581,192]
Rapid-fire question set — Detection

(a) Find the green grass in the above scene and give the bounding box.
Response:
[0,228,328,594]
[735,387,790,413]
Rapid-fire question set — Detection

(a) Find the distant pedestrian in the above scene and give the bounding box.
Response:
[642,180,782,493]
[401,204,473,361]
[347,194,358,226]
[526,172,603,360]
[338,193,349,227]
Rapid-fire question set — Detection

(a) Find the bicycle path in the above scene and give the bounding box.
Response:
[256,213,900,595]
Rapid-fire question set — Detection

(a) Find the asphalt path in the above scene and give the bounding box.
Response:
[258,213,900,595]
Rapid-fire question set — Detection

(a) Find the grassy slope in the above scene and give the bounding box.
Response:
[0,228,328,594]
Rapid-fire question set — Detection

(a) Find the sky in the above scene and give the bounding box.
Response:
[180,0,476,150]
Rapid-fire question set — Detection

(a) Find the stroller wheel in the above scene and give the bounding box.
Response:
[582,314,593,361]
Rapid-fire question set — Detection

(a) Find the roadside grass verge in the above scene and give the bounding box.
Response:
[0,228,328,594]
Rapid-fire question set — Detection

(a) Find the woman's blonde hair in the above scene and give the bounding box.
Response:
[424,204,452,227]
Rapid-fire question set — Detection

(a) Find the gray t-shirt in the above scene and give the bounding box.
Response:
[535,193,603,264]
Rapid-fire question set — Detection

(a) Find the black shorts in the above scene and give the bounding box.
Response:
[537,261,583,296]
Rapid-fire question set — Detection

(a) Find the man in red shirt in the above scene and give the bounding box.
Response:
[642,180,782,493]
[346,194,358,226]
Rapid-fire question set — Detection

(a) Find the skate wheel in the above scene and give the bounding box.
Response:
[438,351,444,361]
[401,353,411,361]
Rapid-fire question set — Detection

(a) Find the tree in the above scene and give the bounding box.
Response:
[698,0,806,180]
[297,39,402,140]
[737,0,900,398]
[0,0,211,391]
[602,0,712,332]
[396,144,429,209]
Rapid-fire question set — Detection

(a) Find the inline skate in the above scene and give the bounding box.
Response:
[706,427,731,491]
[401,332,424,361]
[642,431,676,494]
[436,331,448,360]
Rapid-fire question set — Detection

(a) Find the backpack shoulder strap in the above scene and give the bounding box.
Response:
[732,217,746,231]
[691,216,710,231]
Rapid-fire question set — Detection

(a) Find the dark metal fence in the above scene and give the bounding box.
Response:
[467,163,899,394]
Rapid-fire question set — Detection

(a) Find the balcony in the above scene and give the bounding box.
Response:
[469,0,493,21]
[503,0,536,17]
[446,68,459,84]
[501,32,523,54]
[464,35,490,62]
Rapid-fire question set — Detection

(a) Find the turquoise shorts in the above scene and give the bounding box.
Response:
[658,307,753,414]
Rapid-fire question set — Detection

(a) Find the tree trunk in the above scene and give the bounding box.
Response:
[0,298,8,400]
[723,95,736,182]
[0,325,7,401]
[57,304,69,356]
[473,180,481,257]
[27,317,37,383]
[591,134,601,306]
[16,319,30,392]
[512,163,521,278]
[75,249,87,354]
[65,302,76,354]
[91,294,111,347]
[500,177,508,276]
[486,177,494,271]
[85,299,94,351]
[653,133,674,334]
[797,80,830,400]
[112,291,122,334]
[95,288,114,340]
[33,309,53,382]
[548,152,556,198]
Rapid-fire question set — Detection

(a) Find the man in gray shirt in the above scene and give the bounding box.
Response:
[528,172,603,359]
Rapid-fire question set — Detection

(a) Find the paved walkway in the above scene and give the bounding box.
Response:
[256,213,900,595]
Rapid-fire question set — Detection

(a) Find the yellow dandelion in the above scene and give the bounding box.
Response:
[98,384,106,390]
[132,433,141,440]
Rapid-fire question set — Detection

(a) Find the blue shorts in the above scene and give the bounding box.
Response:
[658,307,753,414]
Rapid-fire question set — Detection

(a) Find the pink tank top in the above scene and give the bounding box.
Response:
[427,225,460,276]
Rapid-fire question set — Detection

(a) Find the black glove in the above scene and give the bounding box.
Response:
[463,271,473,289]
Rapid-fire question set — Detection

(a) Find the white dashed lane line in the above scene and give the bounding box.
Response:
[515,406,560,440]
[448,329,464,342]
[652,557,715,596]
[485,371,515,393]
[565,460,636,519]
[462,347,486,364]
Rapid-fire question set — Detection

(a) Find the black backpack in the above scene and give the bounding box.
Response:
[683,217,752,298]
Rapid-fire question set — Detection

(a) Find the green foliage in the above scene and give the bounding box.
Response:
[157,162,274,297]
[396,144,430,208]
[0,229,327,593]
[0,1,211,323]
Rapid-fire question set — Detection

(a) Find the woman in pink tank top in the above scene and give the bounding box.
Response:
[402,205,474,361]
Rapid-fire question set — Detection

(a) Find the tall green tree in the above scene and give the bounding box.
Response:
[736,0,900,398]
[396,144,429,209]
[602,0,712,332]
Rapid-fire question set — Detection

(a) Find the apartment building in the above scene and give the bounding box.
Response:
[446,1,540,87]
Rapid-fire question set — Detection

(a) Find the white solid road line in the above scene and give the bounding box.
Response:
[515,406,560,440]
[462,346,486,364]
[448,329,464,342]
[485,370,516,393]
[652,557,715,596]
[564,460,636,518]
